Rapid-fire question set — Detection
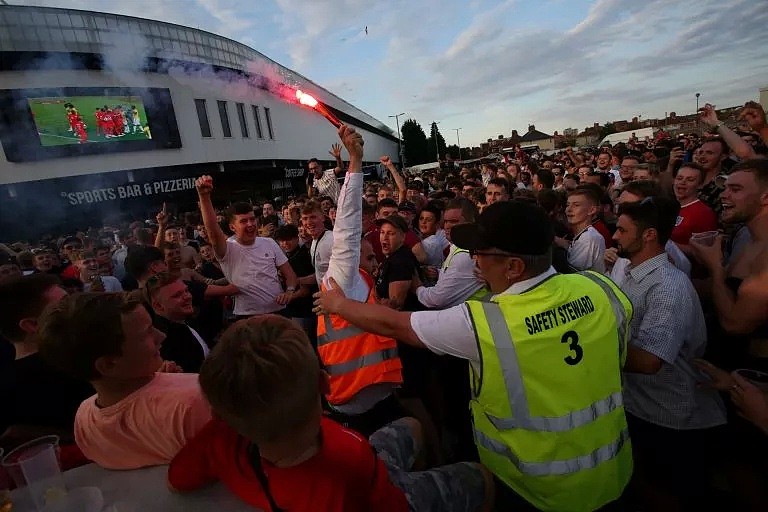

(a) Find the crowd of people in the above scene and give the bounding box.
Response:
[1,99,767,511]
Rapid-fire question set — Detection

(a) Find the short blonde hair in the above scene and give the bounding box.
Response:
[199,315,320,443]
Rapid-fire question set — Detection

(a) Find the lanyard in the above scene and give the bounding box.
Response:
[312,230,326,269]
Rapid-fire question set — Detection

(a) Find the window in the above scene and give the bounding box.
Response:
[194,99,212,138]
[252,105,263,139]
[217,100,232,138]
[236,103,249,138]
[264,107,274,140]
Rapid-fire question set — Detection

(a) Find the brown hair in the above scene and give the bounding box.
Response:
[301,200,324,216]
[731,158,768,190]
[71,249,97,262]
[38,292,141,381]
[144,271,180,301]
[199,315,320,443]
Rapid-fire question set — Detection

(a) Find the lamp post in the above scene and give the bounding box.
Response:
[453,128,462,161]
[695,93,700,114]
[433,121,441,162]
[388,112,405,165]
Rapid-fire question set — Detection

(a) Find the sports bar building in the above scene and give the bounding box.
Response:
[0,4,398,238]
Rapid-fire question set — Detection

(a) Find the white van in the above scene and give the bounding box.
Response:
[599,127,655,146]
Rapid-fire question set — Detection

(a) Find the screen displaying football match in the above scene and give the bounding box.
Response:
[28,96,152,146]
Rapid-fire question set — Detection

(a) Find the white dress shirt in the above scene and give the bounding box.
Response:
[416,245,484,309]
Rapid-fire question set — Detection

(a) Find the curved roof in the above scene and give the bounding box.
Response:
[0,4,393,135]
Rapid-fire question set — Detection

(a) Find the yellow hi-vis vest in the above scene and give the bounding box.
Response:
[466,271,633,512]
[442,245,493,302]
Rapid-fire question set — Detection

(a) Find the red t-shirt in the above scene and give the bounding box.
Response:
[168,417,408,512]
[365,227,420,263]
[592,219,614,249]
[671,199,718,246]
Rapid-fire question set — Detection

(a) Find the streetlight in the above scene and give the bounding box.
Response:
[453,128,462,161]
[695,93,700,114]
[433,121,441,162]
[388,112,405,165]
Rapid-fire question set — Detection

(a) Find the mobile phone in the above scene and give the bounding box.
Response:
[735,369,768,384]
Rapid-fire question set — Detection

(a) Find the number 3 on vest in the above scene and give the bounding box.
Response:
[561,330,583,365]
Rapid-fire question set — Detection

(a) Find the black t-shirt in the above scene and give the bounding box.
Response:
[199,261,225,280]
[154,316,208,373]
[283,245,316,318]
[375,245,422,312]
[0,352,94,434]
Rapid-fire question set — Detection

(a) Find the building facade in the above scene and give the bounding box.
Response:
[0,5,398,238]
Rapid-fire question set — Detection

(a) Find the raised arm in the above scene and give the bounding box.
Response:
[324,125,366,297]
[330,143,345,177]
[381,156,407,203]
[195,176,228,260]
[154,203,168,248]
[700,104,756,160]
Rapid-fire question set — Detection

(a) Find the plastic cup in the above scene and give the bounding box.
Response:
[734,369,768,391]
[690,231,719,246]
[1,436,66,511]
[43,487,103,512]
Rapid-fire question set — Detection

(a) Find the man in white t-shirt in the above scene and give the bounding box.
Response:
[195,177,298,318]
[555,187,606,272]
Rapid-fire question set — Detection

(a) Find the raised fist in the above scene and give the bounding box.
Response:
[338,125,364,160]
[196,175,214,196]
[380,156,392,166]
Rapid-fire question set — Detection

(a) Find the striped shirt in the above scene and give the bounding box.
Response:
[313,169,342,202]
[620,253,726,430]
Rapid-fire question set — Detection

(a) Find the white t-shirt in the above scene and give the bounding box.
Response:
[568,226,606,273]
[311,230,334,285]
[218,237,288,316]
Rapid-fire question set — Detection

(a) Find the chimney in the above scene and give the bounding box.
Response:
[670,112,676,118]
[593,122,599,129]
[528,125,535,132]
[632,116,638,124]
[487,138,492,143]
[554,130,559,136]
[511,130,518,138]
[498,134,504,140]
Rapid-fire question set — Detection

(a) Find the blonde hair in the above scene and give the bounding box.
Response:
[199,315,320,443]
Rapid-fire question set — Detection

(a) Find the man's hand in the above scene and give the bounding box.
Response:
[604,247,619,271]
[739,101,767,132]
[668,147,685,164]
[158,361,183,373]
[338,125,363,160]
[698,103,720,128]
[689,234,724,270]
[693,359,736,390]
[313,277,348,315]
[156,202,168,227]
[410,270,423,293]
[329,143,342,159]
[380,155,392,166]
[730,372,768,433]
[276,290,294,306]
[196,175,214,197]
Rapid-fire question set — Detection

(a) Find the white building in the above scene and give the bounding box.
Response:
[0,5,398,238]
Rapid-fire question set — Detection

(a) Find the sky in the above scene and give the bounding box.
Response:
[14,0,768,147]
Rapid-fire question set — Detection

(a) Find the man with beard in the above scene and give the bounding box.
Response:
[196,181,298,319]
[613,196,726,510]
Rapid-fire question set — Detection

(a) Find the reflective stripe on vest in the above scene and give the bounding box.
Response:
[479,302,623,432]
[318,314,363,346]
[577,271,630,363]
[324,347,399,376]
[475,427,630,476]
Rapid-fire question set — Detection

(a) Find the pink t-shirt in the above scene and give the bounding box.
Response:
[75,372,211,470]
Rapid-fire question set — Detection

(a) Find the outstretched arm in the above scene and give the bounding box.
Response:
[330,143,345,176]
[154,203,168,248]
[381,156,407,203]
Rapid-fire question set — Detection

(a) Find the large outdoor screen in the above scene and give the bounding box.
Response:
[0,87,181,162]
[29,95,152,146]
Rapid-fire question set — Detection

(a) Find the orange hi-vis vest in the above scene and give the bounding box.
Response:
[317,269,403,406]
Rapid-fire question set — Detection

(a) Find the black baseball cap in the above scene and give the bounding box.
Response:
[375,214,409,233]
[451,200,553,256]
[397,201,417,213]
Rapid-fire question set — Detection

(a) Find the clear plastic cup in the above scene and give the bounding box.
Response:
[734,369,768,391]
[1,436,66,511]
[690,231,719,246]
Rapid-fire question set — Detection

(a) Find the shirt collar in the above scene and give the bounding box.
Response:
[628,252,668,281]
[495,266,557,298]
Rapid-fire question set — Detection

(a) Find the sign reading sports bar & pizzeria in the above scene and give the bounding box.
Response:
[61,177,197,205]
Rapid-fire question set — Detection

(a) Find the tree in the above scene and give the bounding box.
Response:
[598,122,617,140]
[426,122,447,162]
[401,118,430,166]
[445,144,461,160]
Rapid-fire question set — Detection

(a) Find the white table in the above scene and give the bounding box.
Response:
[12,463,254,511]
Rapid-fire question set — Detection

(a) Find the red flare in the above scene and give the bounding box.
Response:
[295,90,342,128]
